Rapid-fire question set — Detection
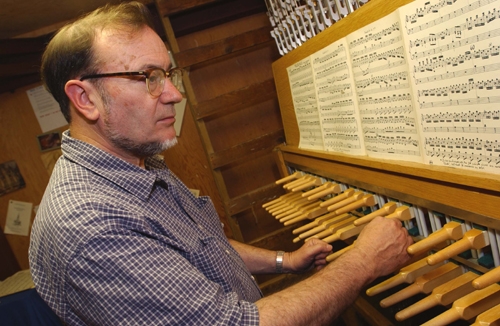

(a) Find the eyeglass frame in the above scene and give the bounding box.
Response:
[79,67,183,97]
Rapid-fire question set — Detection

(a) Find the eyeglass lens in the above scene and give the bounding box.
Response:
[147,69,182,96]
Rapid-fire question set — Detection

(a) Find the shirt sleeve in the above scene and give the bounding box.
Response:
[65,230,260,325]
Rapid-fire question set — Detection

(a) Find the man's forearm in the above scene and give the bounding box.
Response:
[229,239,282,274]
[256,248,373,326]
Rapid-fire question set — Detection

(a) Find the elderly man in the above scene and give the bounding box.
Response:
[29,2,412,325]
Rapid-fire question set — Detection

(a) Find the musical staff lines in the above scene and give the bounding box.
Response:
[405,0,497,35]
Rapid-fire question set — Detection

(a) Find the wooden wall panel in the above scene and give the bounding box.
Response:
[205,98,282,151]
[0,82,67,270]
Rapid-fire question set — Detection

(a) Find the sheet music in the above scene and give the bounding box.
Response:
[347,11,423,162]
[311,39,366,155]
[401,0,500,173]
[287,57,325,150]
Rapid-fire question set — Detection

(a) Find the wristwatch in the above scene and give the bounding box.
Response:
[276,250,285,273]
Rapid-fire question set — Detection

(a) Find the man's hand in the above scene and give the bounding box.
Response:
[351,216,413,280]
[285,238,333,273]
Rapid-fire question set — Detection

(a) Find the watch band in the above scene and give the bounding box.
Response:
[276,250,285,273]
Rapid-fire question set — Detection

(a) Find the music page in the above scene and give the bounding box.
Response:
[287,57,325,150]
[346,10,423,162]
[400,0,500,173]
[311,39,366,155]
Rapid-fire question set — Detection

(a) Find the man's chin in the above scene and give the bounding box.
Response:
[161,137,178,151]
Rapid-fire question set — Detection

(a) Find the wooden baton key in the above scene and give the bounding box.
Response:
[293,214,352,243]
[326,191,365,212]
[421,283,500,326]
[407,221,465,255]
[303,182,341,200]
[385,206,412,221]
[319,189,355,208]
[271,197,311,217]
[291,176,322,192]
[265,192,303,212]
[427,228,490,266]
[353,202,397,226]
[333,194,376,216]
[366,257,444,297]
[473,266,500,290]
[470,304,500,326]
[395,271,478,322]
[263,192,301,210]
[306,216,357,241]
[320,223,366,244]
[326,242,355,262]
[278,201,320,222]
[379,262,463,308]
[292,211,343,235]
[283,175,313,190]
[274,171,302,185]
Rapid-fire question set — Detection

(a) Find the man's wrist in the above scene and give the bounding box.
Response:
[276,250,285,273]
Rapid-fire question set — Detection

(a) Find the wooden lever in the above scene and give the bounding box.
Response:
[283,175,313,190]
[292,211,344,235]
[326,242,354,262]
[291,177,322,192]
[293,215,351,243]
[385,206,412,221]
[366,257,443,296]
[326,191,365,212]
[282,205,328,226]
[421,283,500,326]
[471,304,500,326]
[407,221,465,255]
[275,171,302,185]
[427,229,490,266]
[272,197,311,216]
[321,223,366,244]
[307,216,357,241]
[285,192,362,227]
[288,194,376,230]
[353,202,397,226]
[379,262,463,308]
[303,182,341,200]
[262,192,301,209]
[473,266,500,290]
[319,189,355,208]
[333,194,376,216]
[265,192,303,212]
[395,271,478,322]
[278,201,320,222]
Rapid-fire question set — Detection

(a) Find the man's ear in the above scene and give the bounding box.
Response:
[65,80,101,121]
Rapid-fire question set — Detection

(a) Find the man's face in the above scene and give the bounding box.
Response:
[91,26,183,159]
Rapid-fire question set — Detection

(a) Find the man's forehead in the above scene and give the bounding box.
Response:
[93,27,170,68]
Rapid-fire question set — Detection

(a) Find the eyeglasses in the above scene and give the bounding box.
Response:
[79,67,183,97]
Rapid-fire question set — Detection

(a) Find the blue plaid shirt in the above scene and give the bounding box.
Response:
[29,130,262,325]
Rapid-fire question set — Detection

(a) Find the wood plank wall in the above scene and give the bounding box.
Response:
[0,82,66,270]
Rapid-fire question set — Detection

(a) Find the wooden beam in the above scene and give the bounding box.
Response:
[175,26,272,68]
[193,79,277,120]
[210,130,285,169]
[156,0,221,16]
